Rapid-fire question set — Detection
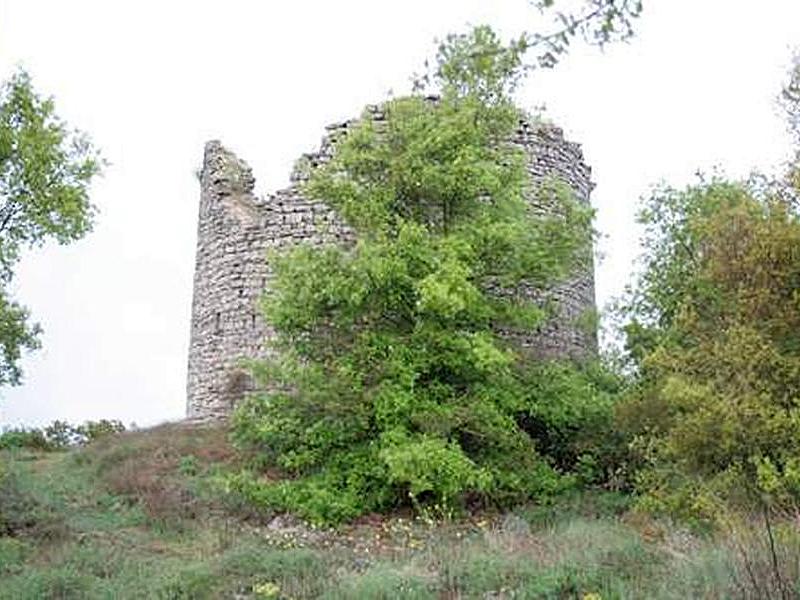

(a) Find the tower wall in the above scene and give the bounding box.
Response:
[186,113,596,420]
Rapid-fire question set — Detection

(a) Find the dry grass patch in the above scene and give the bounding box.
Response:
[76,421,237,524]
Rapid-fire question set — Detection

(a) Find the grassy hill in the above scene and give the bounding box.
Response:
[0,423,793,599]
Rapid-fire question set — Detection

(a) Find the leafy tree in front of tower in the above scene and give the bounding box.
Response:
[230,27,612,524]
[0,70,103,386]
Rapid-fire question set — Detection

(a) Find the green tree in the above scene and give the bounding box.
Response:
[231,27,602,523]
[617,176,800,524]
[0,70,102,386]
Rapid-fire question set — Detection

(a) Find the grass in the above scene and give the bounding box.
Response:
[1,422,799,598]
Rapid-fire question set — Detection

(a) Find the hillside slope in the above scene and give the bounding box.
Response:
[0,423,786,598]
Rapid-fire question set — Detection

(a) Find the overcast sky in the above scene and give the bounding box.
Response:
[0,1,798,428]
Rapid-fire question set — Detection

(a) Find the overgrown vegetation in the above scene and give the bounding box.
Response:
[0,419,125,451]
[616,179,800,527]
[228,20,800,545]
[230,26,614,524]
[10,4,800,596]
[4,425,800,599]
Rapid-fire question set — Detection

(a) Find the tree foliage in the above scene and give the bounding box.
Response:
[0,70,102,386]
[231,27,602,523]
[413,1,644,92]
[526,0,644,68]
[618,178,800,524]
[0,419,125,451]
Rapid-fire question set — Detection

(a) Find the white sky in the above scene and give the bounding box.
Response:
[0,0,798,428]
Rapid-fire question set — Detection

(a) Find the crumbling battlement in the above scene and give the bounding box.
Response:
[186,108,597,420]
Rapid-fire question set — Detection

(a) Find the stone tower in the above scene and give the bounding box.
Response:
[186,109,596,421]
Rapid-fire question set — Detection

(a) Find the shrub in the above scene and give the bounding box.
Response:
[0,428,50,451]
[74,419,126,444]
[0,419,125,452]
[518,359,629,486]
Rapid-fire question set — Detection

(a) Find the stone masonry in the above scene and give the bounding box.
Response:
[186,107,597,420]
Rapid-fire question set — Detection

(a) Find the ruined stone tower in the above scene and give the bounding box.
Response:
[186,108,597,420]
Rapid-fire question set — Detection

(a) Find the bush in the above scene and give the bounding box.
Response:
[518,359,629,486]
[75,419,126,444]
[0,428,50,451]
[0,419,125,452]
